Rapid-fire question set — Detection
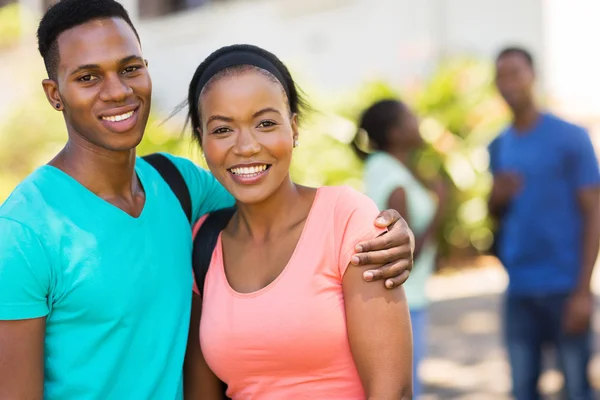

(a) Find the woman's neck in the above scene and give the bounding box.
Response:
[232,177,309,243]
[386,148,411,167]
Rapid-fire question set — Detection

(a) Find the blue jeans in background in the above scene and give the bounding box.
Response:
[503,293,592,400]
[410,308,427,398]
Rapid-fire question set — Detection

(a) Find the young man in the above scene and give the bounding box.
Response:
[0,1,415,399]
[489,46,600,400]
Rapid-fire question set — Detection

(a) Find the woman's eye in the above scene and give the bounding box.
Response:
[212,127,231,134]
[257,120,276,128]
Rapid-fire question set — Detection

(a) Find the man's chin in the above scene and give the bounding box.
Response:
[102,131,145,152]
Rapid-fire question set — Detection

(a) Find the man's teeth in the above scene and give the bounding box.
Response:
[102,111,134,122]
[230,165,268,175]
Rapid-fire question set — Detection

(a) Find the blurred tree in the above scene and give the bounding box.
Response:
[0,56,509,262]
[0,4,23,49]
[301,58,509,259]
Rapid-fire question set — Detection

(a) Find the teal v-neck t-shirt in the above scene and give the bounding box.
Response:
[0,154,234,399]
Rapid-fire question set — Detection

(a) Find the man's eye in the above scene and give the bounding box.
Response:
[78,75,97,82]
[122,66,141,74]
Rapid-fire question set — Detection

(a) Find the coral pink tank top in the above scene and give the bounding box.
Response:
[197,186,384,399]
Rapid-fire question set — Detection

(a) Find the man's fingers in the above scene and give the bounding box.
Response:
[374,209,400,228]
[385,270,410,289]
[355,231,410,254]
[353,245,412,266]
[362,259,412,282]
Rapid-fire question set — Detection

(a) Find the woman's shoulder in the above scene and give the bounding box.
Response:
[317,185,379,218]
[318,185,370,201]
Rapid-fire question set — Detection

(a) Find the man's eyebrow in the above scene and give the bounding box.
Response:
[119,55,145,65]
[69,55,144,77]
[69,63,100,77]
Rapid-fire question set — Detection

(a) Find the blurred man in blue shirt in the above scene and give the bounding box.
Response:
[488,46,600,400]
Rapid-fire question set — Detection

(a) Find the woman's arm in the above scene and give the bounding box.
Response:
[343,262,413,399]
[184,293,225,400]
[387,181,446,261]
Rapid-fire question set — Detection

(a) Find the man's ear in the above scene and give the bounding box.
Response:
[42,79,63,111]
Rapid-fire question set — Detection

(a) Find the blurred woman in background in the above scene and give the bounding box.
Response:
[353,99,448,397]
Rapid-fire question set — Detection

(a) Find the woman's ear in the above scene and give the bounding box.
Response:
[196,126,204,143]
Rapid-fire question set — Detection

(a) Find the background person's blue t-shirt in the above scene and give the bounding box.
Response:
[0,154,234,400]
[489,113,600,295]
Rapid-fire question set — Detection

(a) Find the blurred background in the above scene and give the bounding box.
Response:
[1,0,599,398]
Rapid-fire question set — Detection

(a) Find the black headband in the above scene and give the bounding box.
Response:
[194,51,291,103]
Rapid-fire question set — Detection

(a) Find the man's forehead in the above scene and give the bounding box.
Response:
[57,18,141,69]
[497,53,530,68]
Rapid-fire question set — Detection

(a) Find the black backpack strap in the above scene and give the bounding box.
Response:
[142,153,192,224]
[192,207,236,296]
[191,206,236,400]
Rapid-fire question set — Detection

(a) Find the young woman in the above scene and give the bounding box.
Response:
[183,45,413,399]
[354,99,448,397]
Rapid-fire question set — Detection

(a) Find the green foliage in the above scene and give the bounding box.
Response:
[413,58,509,256]
[298,58,510,258]
[0,56,508,259]
[0,4,32,49]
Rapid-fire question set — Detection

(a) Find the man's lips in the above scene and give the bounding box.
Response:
[98,104,139,122]
[98,105,140,133]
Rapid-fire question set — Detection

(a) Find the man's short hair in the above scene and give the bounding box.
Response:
[37,0,140,80]
[496,46,535,69]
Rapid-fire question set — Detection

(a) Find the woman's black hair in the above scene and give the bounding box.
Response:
[351,99,404,160]
[186,44,309,146]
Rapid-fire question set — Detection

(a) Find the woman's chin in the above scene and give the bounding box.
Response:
[229,188,273,206]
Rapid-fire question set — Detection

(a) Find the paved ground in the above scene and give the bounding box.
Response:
[420,263,600,399]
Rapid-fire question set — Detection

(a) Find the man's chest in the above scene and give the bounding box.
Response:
[497,135,570,181]
[48,216,192,323]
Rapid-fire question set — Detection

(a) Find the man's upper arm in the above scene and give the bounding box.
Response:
[162,154,235,224]
[0,218,51,320]
[0,217,50,398]
[570,128,600,190]
[488,136,501,175]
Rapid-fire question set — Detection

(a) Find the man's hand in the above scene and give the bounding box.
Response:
[491,172,522,205]
[563,289,593,335]
[351,209,414,289]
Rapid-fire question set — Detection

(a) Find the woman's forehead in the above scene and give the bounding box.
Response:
[201,72,289,114]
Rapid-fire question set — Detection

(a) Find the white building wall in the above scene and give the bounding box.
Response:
[135,0,544,112]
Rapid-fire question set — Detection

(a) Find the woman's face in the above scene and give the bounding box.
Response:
[198,70,298,205]
[391,104,423,149]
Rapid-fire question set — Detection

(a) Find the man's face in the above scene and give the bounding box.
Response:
[45,18,152,152]
[495,52,535,111]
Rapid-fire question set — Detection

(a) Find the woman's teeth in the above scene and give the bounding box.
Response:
[230,165,268,175]
[102,111,134,122]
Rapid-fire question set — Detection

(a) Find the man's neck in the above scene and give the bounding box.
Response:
[49,138,139,199]
[512,103,540,133]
